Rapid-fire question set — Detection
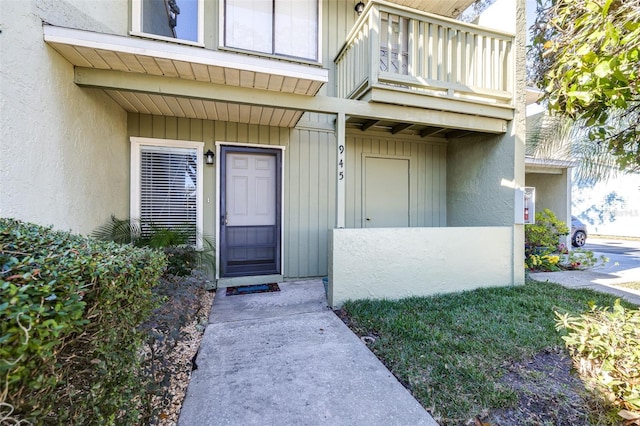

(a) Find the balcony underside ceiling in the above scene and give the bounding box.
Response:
[395,0,476,18]
[345,116,485,139]
[102,89,304,128]
[75,67,509,135]
[74,67,508,136]
[99,86,491,137]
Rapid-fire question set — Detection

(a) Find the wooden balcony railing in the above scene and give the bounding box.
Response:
[335,0,514,107]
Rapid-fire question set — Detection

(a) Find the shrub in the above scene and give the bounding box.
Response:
[525,208,570,252]
[92,215,215,276]
[525,253,561,271]
[556,300,640,423]
[0,218,166,424]
[563,247,608,271]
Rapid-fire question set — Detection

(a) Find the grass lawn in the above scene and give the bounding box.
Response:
[340,279,632,425]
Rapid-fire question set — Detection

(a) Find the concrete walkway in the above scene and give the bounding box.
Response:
[178,280,438,426]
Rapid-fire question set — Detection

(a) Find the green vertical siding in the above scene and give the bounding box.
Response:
[345,132,447,229]
[128,113,336,279]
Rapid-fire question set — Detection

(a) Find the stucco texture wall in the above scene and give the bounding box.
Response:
[447,134,516,226]
[328,226,516,308]
[445,0,526,283]
[0,1,129,234]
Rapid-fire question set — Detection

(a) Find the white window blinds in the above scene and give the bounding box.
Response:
[131,139,203,248]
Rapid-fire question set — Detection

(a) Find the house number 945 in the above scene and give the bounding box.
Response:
[338,144,345,180]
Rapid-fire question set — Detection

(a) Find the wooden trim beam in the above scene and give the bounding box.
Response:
[420,127,447,138]
[361,120,379,131]
[391,123,413,134]
[445,130,474,138]
[369,85,514,120]
[74,68,509,134]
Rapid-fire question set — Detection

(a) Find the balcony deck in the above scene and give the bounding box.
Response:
[335,0,514,121]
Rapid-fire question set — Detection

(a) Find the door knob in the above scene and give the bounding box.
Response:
[366,217,371,221]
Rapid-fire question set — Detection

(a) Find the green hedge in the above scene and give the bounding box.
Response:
[0,218,167,424]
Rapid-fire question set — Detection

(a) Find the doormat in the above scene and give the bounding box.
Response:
[226,283,280,296]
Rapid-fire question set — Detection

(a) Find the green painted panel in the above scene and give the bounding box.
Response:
[345,132,447,229]
[128,113,336,279]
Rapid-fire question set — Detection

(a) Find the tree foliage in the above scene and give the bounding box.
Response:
[530,0,640,172]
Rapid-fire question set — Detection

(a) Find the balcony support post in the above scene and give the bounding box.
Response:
[335,112,346,229]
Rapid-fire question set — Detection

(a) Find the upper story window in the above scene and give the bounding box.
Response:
[224,0,319,62]
[132,0,204,45]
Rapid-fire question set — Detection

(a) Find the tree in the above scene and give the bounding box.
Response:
[526,113,622,185]
[530,0,640,172]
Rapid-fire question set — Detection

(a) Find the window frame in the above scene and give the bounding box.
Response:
[220,0,322,63]
[131,0,206,47]
[130,137,204,249]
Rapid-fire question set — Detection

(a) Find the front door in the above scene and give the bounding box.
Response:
[364,156,409,227]
[220,146,281,277]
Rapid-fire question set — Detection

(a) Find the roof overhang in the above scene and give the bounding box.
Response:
[45,24,508,135]
[394,0,476,17]
[525,156,576,174]
[43,25,328,127]
[526,87,544,106]
[74,67,509,135]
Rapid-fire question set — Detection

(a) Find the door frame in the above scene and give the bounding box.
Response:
[215,142,286,280]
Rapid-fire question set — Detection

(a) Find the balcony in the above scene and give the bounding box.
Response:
[335,0,514,119]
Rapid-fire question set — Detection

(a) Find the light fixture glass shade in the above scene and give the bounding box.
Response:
[355,1,365,15]
[204,149,215,165]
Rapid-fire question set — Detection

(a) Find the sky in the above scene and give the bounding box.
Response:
[175,0,198,42]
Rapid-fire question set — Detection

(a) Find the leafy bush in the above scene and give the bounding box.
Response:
[92,215,215,276]
[525,253,561,271]
[0,218,166,424]
[563,247,608,271]
[525,208,570,251]
[556,300,640,423]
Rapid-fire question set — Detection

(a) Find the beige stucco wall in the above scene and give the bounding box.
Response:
[328,226,517,308]
[446,0,526,284]
[0,1,129,234]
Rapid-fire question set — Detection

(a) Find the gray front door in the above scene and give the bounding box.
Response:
[364,156,409,227]
[220,146,281,277]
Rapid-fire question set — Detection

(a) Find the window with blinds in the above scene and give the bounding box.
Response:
[131,138,203,248]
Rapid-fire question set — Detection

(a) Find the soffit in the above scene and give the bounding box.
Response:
[102,89,304,127]
[393,0,476,17]
[44,25,327,127]
[43,25,328,96]
[346,116,489,139]
[525,156,575,174]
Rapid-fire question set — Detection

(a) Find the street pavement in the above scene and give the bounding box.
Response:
[529,237,640,305]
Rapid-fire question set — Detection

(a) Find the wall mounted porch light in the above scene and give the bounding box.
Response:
[355,1,365,15]
[204,149,215,165]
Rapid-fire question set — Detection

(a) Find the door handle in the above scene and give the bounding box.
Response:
[366,217,371,221]
[221,213,229,226]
